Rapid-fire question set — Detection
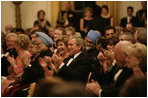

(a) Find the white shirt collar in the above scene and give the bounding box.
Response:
[73,52,81,59]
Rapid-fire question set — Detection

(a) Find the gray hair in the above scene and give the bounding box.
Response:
[6,33,17,40]
[119,32,135,43]
[56,27,66,35]
[65,27,75,35]
[69,36,84,50]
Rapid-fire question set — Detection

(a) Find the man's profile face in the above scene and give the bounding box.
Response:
[68,38,81,55]
[85,37,95,50]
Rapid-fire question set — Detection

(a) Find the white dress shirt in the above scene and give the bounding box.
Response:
[58,52,81,70]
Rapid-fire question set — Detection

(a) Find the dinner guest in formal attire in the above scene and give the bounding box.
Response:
[120,6,138,28]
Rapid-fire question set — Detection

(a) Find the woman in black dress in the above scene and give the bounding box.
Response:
[34,10,51,34]
[80,7,93,39]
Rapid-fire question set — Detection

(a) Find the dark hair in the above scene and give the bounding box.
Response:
[102,5,108,12]
[96,37,107,49]
[106,36,119,46]
[37,10,45,18]
[127,6,134,11]
[104,25,116,33]
[15,28,25,34]
[56,35,69,47]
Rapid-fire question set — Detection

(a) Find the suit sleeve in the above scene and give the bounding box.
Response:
[57,57,91,83]
[21,63,44,85]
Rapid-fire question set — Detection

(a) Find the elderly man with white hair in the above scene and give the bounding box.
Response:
[86,41,133,97]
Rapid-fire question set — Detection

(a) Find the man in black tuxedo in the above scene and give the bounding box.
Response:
[120,6,138,28]
[53,36,90,84]
[86,41,133,97]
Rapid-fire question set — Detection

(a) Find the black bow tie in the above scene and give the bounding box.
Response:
[69,55,74,58]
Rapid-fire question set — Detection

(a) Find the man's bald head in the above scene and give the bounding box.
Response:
[114,41,132,67]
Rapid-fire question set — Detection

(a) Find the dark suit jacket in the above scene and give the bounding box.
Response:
[101,65,133,97]
[1,49,18,76]
[21,49,53,85]
[120,16,138,28]
[56,52,91,84]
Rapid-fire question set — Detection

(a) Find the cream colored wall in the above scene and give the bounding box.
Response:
[1,1,15,33]
[118,1,142,25]
[1,1,52,32]
[21,1,52,29]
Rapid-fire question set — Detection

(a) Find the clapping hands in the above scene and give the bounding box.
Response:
[7,55,16,66]
[86,79,102,96]
[52,54,63,69]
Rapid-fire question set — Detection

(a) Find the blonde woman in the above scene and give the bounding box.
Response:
[124,43,147,76]
[7,34,31,76]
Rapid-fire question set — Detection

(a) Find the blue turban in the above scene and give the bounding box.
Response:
[35,32,53,47]
[87,30,101,44]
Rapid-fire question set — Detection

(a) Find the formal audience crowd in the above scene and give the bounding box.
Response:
[1,1,147,97]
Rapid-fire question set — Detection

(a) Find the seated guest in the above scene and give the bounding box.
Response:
[55,35,69,59]
[84,30,101,83]
[2,32,53,97]
[53,27,66,53]
[119,32,135,43]
[106,36,119,51]
[120,6,138,28]
[1,33,18,76]
[53,27,66,42]
[7,34,31,76]
[104,26,116,38]
[136,31,147,46]
[20,32,53,85]
[34,10,51,34]
[65,27,75,37]
[39,35,70,77]
[86,41,133,97]
[41,36,91,84]
[119,76,147,97]
[2,34,31,96]
[134,28,147,46]
[29,30,37,41]
[85,30,101,53]
[124,43,147,76]
[80,7,93,39]
[89,37,108,84]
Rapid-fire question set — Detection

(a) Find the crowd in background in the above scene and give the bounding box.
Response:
[1,1,147,97]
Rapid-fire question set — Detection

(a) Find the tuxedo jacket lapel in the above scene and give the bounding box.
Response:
[67,52,82,68]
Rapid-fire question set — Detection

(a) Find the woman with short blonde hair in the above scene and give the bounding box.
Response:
[124,43,147,75]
